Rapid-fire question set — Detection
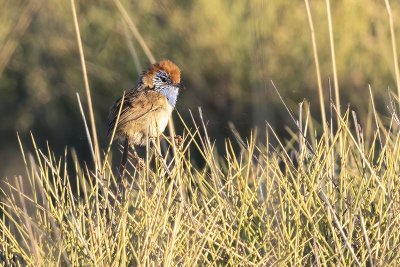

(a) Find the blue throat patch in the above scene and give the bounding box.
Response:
[156,85,179,108]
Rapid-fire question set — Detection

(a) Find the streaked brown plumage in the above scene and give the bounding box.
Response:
[108,60,181,146]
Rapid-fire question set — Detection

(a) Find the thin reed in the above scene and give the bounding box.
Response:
[2,0,400,266]
[1,104,400,266]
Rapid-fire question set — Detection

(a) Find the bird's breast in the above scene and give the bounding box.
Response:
[114,92,174,145]
[154,101,173,133]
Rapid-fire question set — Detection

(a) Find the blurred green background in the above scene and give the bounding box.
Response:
[1,0,399,177]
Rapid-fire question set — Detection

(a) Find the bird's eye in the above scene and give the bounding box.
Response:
[160,76,167,83]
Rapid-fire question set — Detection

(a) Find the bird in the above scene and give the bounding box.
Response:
[107,59,182,171]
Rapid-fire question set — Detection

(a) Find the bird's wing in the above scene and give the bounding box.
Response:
[107,89,165,137]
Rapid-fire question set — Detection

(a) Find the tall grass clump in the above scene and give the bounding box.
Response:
[1,102,400,266]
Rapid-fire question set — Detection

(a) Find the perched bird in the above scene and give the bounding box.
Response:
[107,60,182,170]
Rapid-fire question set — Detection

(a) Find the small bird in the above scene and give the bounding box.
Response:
[107,60,182,170]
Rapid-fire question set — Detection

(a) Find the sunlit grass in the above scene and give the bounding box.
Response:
[1,103,400,266]
[2,0,400,266]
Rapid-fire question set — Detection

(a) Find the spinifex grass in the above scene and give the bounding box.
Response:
[1,105,400,266]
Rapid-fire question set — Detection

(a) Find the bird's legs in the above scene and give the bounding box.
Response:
[163,135,183,149]
[118,136,145,175]
[172,135,183,148]
[118,134,181,177]
[150,139,172,176]
[128,146,145,169]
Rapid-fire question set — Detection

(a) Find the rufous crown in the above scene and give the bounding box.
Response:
[142,60,181,88]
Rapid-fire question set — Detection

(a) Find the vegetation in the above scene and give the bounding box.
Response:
[1,0,400,173]
[1,0,400,266]
[2,102,400,266]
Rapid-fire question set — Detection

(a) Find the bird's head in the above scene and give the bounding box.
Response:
[140,60,181,89]
[140,60,182,107]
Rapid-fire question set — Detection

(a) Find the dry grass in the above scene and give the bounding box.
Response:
[2,0,400,266]
[1,103,400,266]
